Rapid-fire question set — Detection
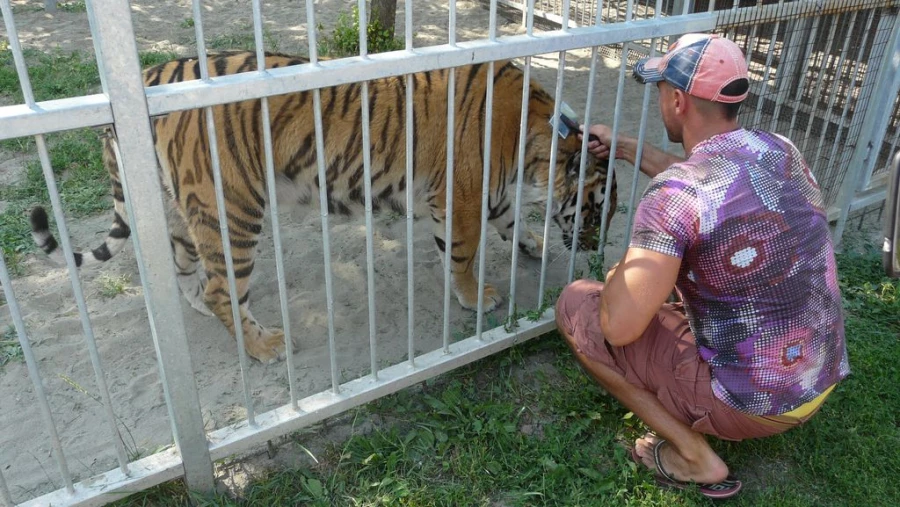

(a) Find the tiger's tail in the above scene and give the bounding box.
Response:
[30,129,132,268]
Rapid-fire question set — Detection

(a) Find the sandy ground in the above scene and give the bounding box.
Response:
[0,0,670,502]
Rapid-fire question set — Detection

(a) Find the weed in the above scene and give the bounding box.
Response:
[0,325,25,368]
[96,273,131,299]
[526,208,544,223]
[317,5,403,57]
[180,18,195,29]
[57,1,87,13]
[587,251,605,279]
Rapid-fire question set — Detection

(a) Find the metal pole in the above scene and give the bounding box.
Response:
[89,0,214,492]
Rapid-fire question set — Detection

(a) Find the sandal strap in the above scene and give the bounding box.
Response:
[652,439,679,483]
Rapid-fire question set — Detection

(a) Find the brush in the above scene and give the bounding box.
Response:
[551,101,600,143]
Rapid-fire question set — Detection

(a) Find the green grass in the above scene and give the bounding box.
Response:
[111,250,899,506]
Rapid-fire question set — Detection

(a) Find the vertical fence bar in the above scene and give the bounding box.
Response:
[303,0,341,392]
[476,59,496,340]
[405,0,416,366]
[356,0,380,378]
[89,0,215,491]
[3,0,131,476]
[566,0,607,283]
[191,0,257,425]
[537,51,568,309]
[800,17,840,155]
[0,237,73,495]
[750,3,783,127]
[443,2,458,352]
[787,16,822,137]
[824,10,874,192]
[475,0,499,339]
[768,12,819,133]
[251,0,299,410]
[506,0,533,319]
[597,0,635,266]
[767,2,803,132]
[625,0,663,237]
[810,12,858,177]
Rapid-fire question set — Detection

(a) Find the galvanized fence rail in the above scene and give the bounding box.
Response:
[0,0,897,505]
[507,0,900,231]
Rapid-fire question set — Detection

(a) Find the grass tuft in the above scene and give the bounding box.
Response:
[95,273,131,299]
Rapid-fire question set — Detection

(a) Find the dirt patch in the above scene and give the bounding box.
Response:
[0,1,668,502]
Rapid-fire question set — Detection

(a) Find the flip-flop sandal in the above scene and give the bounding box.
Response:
[652,439,742,499]
[631,439,742,499]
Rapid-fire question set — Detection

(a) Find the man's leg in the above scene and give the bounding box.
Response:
[555,279,728,484]
[560,332,729,484]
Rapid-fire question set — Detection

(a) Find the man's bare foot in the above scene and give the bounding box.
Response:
[633,432,730,485]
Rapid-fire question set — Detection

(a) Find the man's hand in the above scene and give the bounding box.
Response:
[578,124,617,160]
[579,123,686,179]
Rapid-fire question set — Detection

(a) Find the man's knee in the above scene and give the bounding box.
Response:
[555,279,604,336]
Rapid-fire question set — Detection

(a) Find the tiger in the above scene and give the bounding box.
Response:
[30,51,617,363]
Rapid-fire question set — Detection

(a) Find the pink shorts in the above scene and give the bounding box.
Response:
[555,279,796,441]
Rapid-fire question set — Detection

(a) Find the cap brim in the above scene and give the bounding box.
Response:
[633,56,665,84]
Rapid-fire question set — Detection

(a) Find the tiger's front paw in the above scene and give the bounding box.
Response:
[456,283,503,313]
[245,327,287,364]
[518,231,544,259]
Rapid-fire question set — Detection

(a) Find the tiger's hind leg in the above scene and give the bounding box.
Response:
[186,205,287,363]
[430,204,503,312]
[167,207,213,317]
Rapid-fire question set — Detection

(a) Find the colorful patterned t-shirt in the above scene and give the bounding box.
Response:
[630,128,850,416]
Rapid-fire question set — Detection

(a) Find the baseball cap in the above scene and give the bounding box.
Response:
[633,33,749,104]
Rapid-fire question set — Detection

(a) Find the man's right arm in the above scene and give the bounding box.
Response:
[579,124,684,178]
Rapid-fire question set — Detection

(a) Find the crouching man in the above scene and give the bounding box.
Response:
[556,33,849,499]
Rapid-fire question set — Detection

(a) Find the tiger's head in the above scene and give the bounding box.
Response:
[551,145,615,251]
[517,84,617,252]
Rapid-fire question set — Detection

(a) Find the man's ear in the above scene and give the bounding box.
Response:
[673,89,688,116]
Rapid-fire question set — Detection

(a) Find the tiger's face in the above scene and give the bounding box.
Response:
[553,150,614,251]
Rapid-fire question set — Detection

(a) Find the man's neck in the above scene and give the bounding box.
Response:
[682,119,740,155]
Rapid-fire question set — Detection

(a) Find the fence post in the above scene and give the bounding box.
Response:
[85,0,215,493]
[832,10,900,244]
[44,0,56,13]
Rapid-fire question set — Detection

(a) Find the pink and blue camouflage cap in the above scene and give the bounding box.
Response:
[633,33,750,104]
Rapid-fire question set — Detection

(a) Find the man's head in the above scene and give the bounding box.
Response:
[633,34,750,143]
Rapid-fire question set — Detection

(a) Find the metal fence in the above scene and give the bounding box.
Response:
[505,0,900,232]
[0,0,898,505]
